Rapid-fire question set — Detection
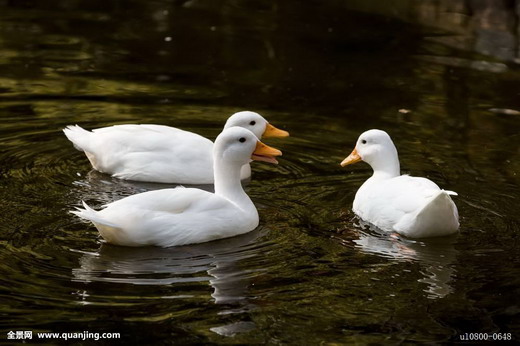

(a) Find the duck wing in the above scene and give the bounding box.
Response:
[103,186,216,214]
[357,175,443,230]
[368,175,458,237]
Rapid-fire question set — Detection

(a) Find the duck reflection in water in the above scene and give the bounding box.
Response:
[72,227,267,336]
[351,221,458,300]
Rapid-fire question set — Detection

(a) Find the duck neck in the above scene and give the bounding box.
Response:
[369,150,400,180]
[214,159,252,207]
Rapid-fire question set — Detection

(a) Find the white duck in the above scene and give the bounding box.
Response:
[72,127,282,247]
[341,129,459,238]
[63,111,288,184]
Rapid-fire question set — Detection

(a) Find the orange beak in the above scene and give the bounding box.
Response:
[340,148,362,167]
[263,123,289,138]
[251,141,282,164]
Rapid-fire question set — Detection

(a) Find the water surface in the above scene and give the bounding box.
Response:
[0,0,519,344]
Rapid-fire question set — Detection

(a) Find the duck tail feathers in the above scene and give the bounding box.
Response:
[63,125,92,151]
[71,201,120,229]
[411,190,459,237]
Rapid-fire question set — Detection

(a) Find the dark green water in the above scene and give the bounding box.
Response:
[1,0,519,344]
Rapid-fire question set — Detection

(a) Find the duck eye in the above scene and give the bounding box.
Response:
[249,121,256,126]
[239,137,246,143]
[361,139,367,144]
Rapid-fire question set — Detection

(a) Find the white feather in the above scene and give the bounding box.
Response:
[344,129,459,238]
[63,111,284,184]
[71,127,280,247]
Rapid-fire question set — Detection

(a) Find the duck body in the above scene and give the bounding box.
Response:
[76,187,258,247]
[63,111,288,184]
[72,127,282,247]
[342,129,459,238]
[64,124,226,184]
[353,175,459,238]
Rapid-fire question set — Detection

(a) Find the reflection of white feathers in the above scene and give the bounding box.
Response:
[344,130,459,238]
[71,127,272,247]
[353,225,458,299]
[72,227,267,318]
[63,111,281,184]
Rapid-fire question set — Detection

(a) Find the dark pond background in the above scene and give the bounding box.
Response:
[0,0,519,344]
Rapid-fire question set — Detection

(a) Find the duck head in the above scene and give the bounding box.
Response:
[224,111,289,139]
[214,127,282,167]
[341,129,400,178]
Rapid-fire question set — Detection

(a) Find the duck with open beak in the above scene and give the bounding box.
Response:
[251,141,282,164]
